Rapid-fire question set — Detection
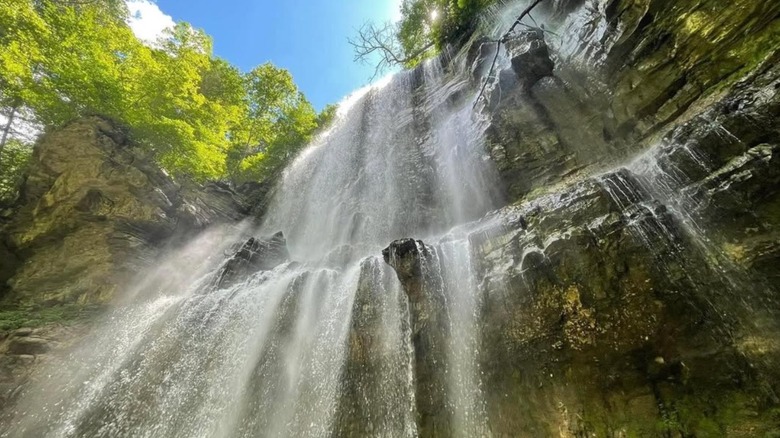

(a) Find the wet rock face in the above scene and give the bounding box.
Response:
[504,29,554,88]
[382,238,451,435]
[0,117,252,307]
[381,238,426,284]
[216,231,290,288]
[468,40,495,86]
[334,258,417,437]
[380,60,780,434]
[478,0,780,204]
[476,29,556,113]
[384,167,779,435]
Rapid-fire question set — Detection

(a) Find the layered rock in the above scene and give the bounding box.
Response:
[384,172,779,434]
[377,3,780,433]
[0,116,252,307]
[334,258,416,437]
[0,116,258,408]
[216,232,290,288]
[476,0,780,203]
[382,239,451,435]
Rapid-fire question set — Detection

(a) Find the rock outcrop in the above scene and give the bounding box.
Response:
[478,0,780,204]
[0,116,259,408]
[216,231,290,288]
[0,116,252,308]
[377,0,780,435]
[382,239,451,434]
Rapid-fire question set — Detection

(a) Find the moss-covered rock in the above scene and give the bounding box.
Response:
[0,117,253,309]
[0,117,260,411]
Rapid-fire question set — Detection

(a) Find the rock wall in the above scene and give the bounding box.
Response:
[379,0,780,435]
[0,117,254,307]
[0,116,258,407]
[480,0,780,203]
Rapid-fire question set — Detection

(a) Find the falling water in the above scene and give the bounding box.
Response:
[4,47,502,437]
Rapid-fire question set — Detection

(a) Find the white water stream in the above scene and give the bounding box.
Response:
[5,49,502,437]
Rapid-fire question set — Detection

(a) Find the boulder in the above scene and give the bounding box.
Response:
[216,231,290,288]
[503,29,554,89]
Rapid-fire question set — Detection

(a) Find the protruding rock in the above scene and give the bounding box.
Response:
[469,37,498,84]
[0,116,257,307]
[480,30,554,112]
[381,238,427,284]
[503,29,554,89]
[382,238,450,434]
[216,231,290,288]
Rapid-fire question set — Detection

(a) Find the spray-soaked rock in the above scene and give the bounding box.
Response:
[504,29,554,89]
[479,30,555,112]
[216,231,290,288]
[468,37,498,84]
[382,238,451,434]
[382,238,427,285]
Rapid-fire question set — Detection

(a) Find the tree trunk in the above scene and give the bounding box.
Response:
[0,104,17,168]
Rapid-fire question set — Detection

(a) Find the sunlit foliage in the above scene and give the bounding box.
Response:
[0,139,31,206]
[352,0,499,73]
[0,0,330,185]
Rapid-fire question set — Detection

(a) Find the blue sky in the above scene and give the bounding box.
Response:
[126,0,402,110]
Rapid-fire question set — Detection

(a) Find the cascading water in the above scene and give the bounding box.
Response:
[5,0,779,435]
[3,46,502,437]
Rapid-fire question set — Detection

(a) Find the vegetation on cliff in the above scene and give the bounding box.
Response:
[0,0,334,201]
[351,0,500,74]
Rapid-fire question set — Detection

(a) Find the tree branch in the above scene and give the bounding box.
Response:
[349,22,435,80]
[473,0,548,108]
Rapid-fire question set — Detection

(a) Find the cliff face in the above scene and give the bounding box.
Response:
[375,0,780,435]
[0,0,778,435]
[0,117,253,308]
[0,117,257,405]
[485,0,780,202]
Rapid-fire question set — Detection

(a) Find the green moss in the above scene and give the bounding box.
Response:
[0,304,99,332]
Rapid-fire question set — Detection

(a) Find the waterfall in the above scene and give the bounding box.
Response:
[7,0,777,434]
[4,50,502,438]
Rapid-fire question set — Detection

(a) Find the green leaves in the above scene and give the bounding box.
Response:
[352,0,496,73]
[0,0,328,184]
[0,138,32,206]
[226,63,318,183]
[0,0,47,104]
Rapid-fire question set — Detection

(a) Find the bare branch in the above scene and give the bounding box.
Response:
[474,0,549,108]
[349,22,435,80]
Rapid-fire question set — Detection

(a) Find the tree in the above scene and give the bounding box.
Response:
[227,64,317,183]
[0,0,327,184]
[350,21,435,79]
[126,22,238,179]
[33,3,133,126]
[0,0,47,162]
[315,104,338,132]
[0,139,31,206]
[351,0,500,76]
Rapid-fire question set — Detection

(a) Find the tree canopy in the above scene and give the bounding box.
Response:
[351,0,499,76]
[0,0,333,192]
